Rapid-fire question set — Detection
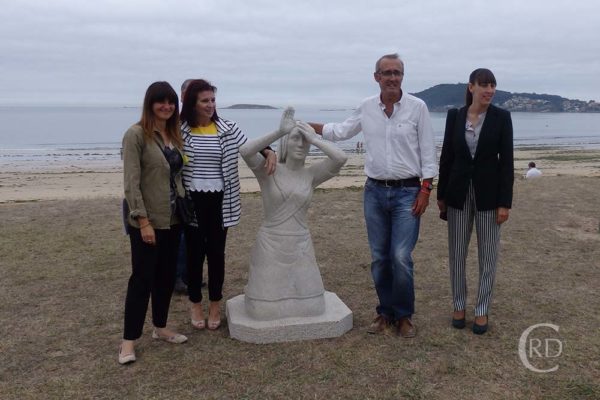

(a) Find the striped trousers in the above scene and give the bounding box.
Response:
[447,182,501,317]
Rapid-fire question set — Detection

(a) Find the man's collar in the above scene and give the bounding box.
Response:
[379,89,403,106]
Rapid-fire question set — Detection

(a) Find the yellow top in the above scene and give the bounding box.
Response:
[190,122,217,135]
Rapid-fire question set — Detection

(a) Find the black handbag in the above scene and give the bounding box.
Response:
[175,194,195,225]
[157,140,195,225]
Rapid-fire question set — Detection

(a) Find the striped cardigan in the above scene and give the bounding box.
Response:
[181,117,248,228]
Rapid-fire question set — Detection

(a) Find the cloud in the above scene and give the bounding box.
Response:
[1,0,599,106]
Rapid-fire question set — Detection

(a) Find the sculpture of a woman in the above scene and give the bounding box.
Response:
[239,108,348,320]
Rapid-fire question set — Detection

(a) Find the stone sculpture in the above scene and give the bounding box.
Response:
[226,108,353,343]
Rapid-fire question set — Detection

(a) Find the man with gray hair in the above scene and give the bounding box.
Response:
[309,53,437,338]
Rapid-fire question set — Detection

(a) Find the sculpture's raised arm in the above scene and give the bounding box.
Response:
[296,121,348,187]
[239,107,296,169]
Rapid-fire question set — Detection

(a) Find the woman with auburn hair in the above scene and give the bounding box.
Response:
[119,81,188,365]
[180,79,276,331]
[437,68,514,335]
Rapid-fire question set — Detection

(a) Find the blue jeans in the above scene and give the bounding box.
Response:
[364,179,420,321]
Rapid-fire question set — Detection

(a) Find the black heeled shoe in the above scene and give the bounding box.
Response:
[472,316,488,335]
[452,317,466,329]
[451,310,466,329]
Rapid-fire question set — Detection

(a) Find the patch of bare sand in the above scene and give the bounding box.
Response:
[2,148,600,203]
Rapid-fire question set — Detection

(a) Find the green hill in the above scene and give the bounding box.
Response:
[411,84,599,113]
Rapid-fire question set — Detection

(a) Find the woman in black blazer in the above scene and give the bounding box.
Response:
[437,68,514,334]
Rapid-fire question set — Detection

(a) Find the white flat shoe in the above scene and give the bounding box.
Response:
[151,329,188,344]
[118,345,136,365]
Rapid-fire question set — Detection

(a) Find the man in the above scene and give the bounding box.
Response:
[525,161,542,179]
[309,54,437,338]
[173,79,195,294]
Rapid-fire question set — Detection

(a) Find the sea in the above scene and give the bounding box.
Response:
[1,106,599,172]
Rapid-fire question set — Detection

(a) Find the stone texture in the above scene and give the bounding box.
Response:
[226,291,353,344]
[229,112,352,343]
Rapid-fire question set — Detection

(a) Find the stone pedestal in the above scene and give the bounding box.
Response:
[226,291,353,344]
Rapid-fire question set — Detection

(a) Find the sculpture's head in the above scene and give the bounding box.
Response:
[278,126,311,164]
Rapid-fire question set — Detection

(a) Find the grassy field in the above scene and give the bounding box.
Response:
[1,176,599,399]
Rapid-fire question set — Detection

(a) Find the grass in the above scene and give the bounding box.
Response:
[1,176,599,399]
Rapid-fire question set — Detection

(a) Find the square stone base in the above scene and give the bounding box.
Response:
[226,291,353,344]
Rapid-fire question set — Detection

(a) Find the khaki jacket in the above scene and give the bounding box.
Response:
[122,124,184,229]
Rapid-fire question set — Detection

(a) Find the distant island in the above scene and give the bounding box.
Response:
[412,84,600,113]
[223,104,277,110]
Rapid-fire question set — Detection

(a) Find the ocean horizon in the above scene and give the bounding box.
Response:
[2,106,599,172]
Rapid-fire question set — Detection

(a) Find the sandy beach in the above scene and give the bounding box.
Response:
[1,147,600,203]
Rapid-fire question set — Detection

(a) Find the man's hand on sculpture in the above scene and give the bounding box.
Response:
[279,107,296,134]
[297,121,319,144]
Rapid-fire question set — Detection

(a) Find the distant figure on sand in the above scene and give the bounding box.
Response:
[239,108,347,320]
[525,162,542,179]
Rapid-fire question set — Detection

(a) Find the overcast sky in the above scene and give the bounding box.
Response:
[2,0,599,107]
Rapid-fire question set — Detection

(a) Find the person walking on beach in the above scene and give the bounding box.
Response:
[437,68,514,335]
[525,161,542,179]
[180,79,276,331]
[119,82,188,365]
[309,53,438,338]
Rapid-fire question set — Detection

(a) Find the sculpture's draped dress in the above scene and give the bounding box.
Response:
[244,165,325,320]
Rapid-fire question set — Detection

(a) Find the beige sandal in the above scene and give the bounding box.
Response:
[118,345,136,365]
[191,318,206,330]
[151,329,188,344]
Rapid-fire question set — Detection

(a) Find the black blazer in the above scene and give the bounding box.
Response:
[437,104,514,211]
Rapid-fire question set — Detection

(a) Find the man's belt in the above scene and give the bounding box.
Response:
[368,177,420,187]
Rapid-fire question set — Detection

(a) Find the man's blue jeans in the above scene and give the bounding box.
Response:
[363,179,420,321]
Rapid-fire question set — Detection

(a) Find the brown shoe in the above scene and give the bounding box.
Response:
[396,318,416,338]
[367,314,391,334]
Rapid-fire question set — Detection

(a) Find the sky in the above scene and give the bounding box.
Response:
[1,0,599,107]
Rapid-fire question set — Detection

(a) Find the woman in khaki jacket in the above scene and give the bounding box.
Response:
[119,82,188,365]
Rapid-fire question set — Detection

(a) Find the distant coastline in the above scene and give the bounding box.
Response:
[220,86,600,113]
[222,104,277,110]
[412,83,600,113]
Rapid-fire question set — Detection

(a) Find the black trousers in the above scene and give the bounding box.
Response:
[123,225,181,340]
[186,191,228,303]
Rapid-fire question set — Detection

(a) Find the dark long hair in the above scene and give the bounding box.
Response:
[139,81,182,148]
[180,79,219,127]
[465,68,496,106]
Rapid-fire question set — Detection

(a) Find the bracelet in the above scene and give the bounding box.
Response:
[139,222,151,229]
[420,189,431,196]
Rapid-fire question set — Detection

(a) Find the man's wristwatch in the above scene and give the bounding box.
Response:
[421,181,433,192]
